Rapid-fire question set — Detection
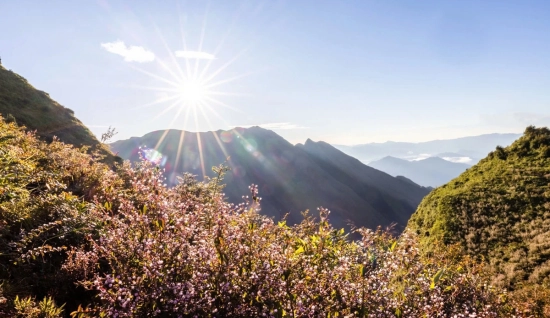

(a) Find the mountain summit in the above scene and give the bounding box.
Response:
[111,128,431,231]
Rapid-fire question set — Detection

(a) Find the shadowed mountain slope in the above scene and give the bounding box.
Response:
[0,65,113,160]
[111,128,431,231]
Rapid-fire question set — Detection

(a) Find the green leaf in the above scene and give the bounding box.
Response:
[430,268,445,289]
[358,264,365,277]
[294,246,304,256]
[395,307,402,317]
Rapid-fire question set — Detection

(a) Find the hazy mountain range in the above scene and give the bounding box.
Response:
[334,134,521,164]
[110,128,431,231]
[332,134,521,187]
[368,156,471,187]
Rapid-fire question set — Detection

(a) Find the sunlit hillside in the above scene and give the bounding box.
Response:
[0,65,115,162]
[408,126,550,314]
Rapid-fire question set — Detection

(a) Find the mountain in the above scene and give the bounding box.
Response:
[335,133,521,164]
[368,156,471,187]
[0,65,114,161]
[407,126,550,292]
[110,128,431,231]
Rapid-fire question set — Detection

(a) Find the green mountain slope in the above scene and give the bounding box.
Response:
[0,65,113,159]
[407,126,550,291]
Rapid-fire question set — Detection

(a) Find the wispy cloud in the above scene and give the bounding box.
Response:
[480,112,550,127]
[233,122,308,130]
[175,51,216,60]
[408,154,432,161]
[442,156,473,164]
[512,112,550,126]
[101,41,155,63]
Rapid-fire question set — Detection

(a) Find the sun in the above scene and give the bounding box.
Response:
[178,80,207,103]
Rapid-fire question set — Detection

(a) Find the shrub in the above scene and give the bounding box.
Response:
[65,161,511,317]
[0,117,522,317]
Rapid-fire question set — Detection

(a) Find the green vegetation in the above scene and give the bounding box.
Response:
[0,117,518,317]
[408,126,550,316]
[0,65,115,163]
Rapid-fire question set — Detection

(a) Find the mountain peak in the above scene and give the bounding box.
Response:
[0,66,115,162]
[419,156,446,162]
[380,155,405,161]
[497,125,550,159]
[112,126,430,232]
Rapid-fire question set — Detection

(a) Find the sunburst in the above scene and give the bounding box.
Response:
[122,9,266,180]
[178,79,207,103]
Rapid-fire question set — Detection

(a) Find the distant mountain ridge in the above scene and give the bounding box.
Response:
[334,133,521,164]
[368,156,471,187]
[110,127,431,231]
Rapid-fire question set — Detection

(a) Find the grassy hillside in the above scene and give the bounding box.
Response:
[0,65,114,161]
[407,126,550,309]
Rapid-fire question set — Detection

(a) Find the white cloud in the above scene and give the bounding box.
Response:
[442,156,473,164]
[408,154,432,161]
[233,122,308,130]
[101,41,155,63]
[175,51,216,60]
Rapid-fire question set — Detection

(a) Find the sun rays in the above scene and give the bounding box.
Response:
[122,7,266,181]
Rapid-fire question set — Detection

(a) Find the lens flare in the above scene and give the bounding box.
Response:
[141,147,167,166]
[220,131,233,143]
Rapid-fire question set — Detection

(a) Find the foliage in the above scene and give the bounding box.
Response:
[408,126,550,315]
[13,296,65,318]
[0,117,523,317]
[100,126,118,144]
[69,176,509,317]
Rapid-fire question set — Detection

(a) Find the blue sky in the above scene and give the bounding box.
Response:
[1,0,550,145]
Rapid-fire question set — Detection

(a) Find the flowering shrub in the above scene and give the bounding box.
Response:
[62,159,511,317]
[0,117,528,317]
